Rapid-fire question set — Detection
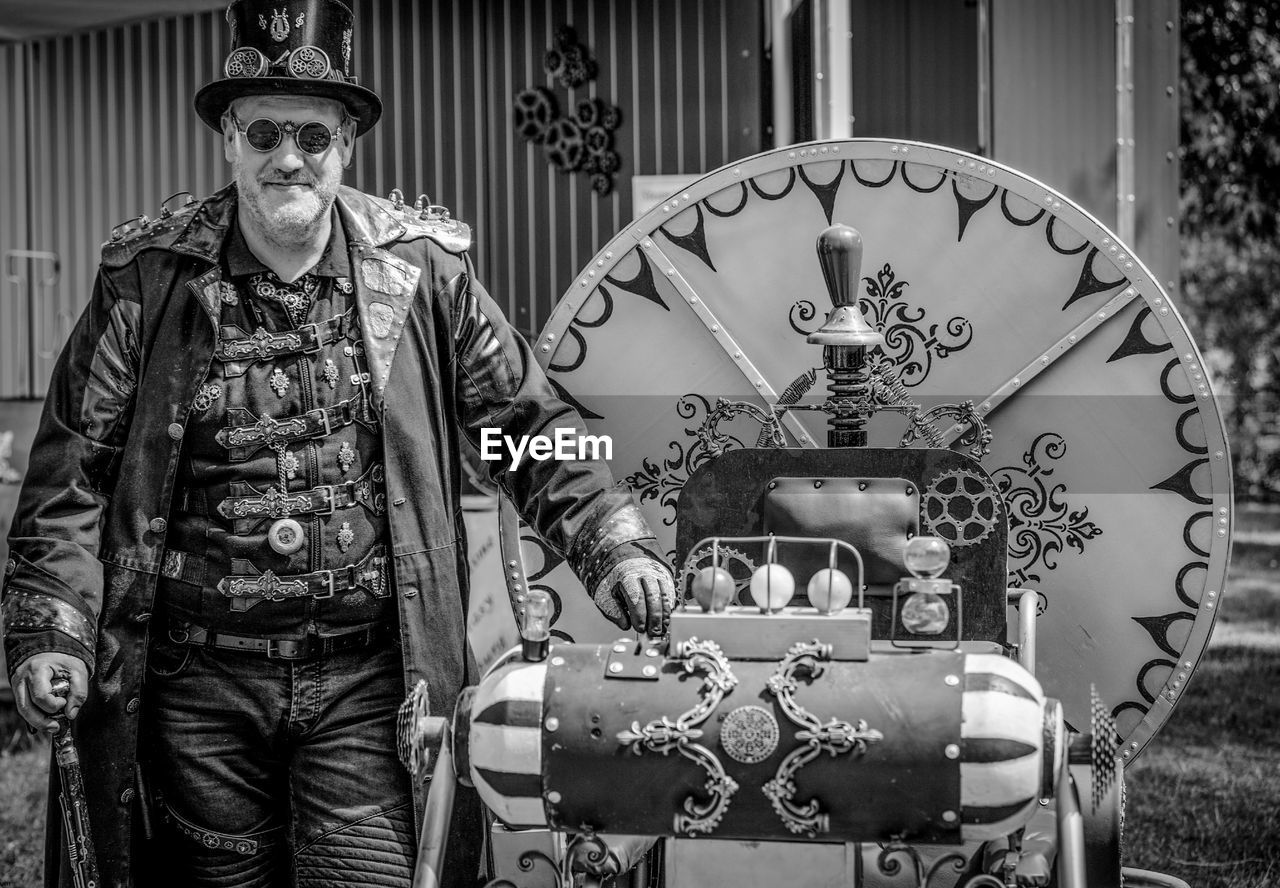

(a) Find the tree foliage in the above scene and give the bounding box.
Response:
[1181,0,1280,242]
[1179,0,1280,499]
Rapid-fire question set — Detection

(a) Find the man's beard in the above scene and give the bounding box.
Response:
[235,161,341,246]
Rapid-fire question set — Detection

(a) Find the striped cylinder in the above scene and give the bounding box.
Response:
[459,645,1064,842]
[464,651,549,829]
[959,653,1065,841]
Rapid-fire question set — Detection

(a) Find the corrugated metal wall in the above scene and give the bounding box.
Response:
[0,45,32,396]
[989,0,1179,303]
[0,0,764,397]
[0,13,233,397]
[352,0,763,334]
[990,0,1117,226]
[848,0,979,152]
[1132,0,1179,297]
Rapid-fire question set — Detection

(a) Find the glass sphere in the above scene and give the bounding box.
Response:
[904,536,951,579]
[749,564,795,613]
[808,568,854,614]
[691,566,736,612]
[901,591,950,635]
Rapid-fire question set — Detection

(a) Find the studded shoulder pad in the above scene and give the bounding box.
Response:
[100,192,202,268]
[378,189,472,254]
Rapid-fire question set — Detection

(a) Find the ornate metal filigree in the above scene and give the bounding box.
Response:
[763,641,883,837]
[482,848,565,888]
[876,843,1003,888]
[616,638,739,835]
[720,705,780,764]
[994,432,1102,586]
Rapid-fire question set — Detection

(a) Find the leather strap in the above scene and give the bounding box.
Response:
[215,463,386,521]
[167,619,388,660]
[214,545,388,601]
[215,396,362,459]
[215,312,352,364]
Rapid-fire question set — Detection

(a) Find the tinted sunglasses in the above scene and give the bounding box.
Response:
[229,113,344,155]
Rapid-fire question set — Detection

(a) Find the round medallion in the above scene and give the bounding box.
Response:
[268,518,306,555]
[720,705,780,764]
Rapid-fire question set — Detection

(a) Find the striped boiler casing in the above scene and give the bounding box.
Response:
[958,653,1066,841]
[459,646,1066,844]
[464,651,549,829]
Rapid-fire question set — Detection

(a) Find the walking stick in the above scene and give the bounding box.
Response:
[50,674,101,888]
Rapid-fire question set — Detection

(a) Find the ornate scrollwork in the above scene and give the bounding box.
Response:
[876,842,1002,888]
[790,263,974,389]
[762,641,883,837]
[616,638,739,835]
[482,848,565,888]
[625,394,748,526]
[697,398,787,455]
[994,432,1102,586]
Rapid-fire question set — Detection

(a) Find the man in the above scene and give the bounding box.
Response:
[1,1,674,886]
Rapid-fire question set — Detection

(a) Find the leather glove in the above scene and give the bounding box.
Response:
[591,556,676,637]
[10,651,89,734]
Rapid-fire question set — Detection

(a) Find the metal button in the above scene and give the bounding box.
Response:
[132,612,152,624]
[120,787,136,805]
[167,422,184,441]
[149,518,168,534]
[403,587,418,598]
[126,698,141,714]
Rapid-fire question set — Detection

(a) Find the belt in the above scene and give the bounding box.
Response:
[211,464,386,521]
[215,546,389,601]
[216,396,363,460]
[166,619,389,660]
[215,312,353,364]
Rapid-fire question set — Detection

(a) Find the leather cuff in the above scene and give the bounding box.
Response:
[2,588,97,654]
[568,503,663,594]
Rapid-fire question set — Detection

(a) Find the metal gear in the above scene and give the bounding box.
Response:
[681,545,758,605]
[544,118,585,171]
[512,87,558,144]
[1090,685,1120,812]
[576,97,602,127]
[395,679,433,780]
[921,468,1000,547]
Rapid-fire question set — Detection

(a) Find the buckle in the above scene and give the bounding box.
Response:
[299,321,322,351]
[316,484,338,515]
[267,637,310,659]
[312,407,333,436]
[313,570,336,599]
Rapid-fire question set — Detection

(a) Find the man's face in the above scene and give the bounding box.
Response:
[224,94,354,242]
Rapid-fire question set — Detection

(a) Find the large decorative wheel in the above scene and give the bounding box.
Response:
[498,139,1231,762]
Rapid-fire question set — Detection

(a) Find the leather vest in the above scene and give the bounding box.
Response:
[159,260,393,636]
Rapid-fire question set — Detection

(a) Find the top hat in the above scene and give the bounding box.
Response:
[194,0,382,136]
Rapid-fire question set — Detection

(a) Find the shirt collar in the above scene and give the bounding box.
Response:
[224,210,351,280]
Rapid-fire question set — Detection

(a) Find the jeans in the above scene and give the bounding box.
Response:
[142,634,415,888]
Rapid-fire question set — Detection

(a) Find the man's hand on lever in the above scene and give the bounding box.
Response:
[592,557,676,637]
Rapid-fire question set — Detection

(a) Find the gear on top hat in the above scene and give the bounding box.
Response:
[194,0,382,136]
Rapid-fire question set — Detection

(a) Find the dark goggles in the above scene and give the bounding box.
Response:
[230,113,342,156]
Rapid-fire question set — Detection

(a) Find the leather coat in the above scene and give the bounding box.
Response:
[1,184,652,887]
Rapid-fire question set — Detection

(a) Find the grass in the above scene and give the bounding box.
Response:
[1122,503,1280,888]
[0,744,45,888]
[2,508,1279,887]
